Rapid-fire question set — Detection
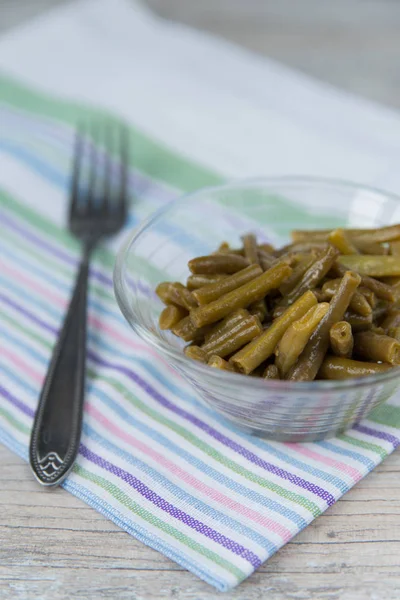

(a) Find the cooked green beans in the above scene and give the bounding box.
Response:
[186,274,228,290]
[354,331,400,365]
[274,246,339,315]
[184,345,207,362]
[157,222,400,380]
[338,255,400,278]
[230,290,317,374]
[190,262,292,328]
[208,355,236,371]
[172,316,212,343]
[278,255,315,295]
[242,234,260,265]
[276,303,329,376]
[156,282,197,310]
[159,305,188,330]
[322,278,372,316]
[188,254,249,274]
[264,364,280,379]
[328,228,359,255]
[329,321,353,358]
[286,271,361,381]
[318,356,392,380]
[193,264,262,306]
[202,314,262,358]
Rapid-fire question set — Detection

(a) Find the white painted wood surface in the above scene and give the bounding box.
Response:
[1,1,400,598]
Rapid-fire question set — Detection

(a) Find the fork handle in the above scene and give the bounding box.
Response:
[29,252,90,486]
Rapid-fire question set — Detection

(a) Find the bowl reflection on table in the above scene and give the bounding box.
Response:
[114,177,400,441]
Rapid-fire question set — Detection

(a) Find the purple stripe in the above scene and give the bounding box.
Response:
[1,292,334,507]
[0,384,35,418]
[1,212,112,288]
[1,105,176,204]
[2,211,156,300]
[354,424,400,448]
[80,443,261,568]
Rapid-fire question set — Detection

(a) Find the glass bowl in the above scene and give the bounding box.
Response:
[114,176,400,441]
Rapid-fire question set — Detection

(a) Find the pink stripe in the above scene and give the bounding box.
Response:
[2,262,176,375]
[3,344,292,541]
[2,347,43,385]
[87,403,293,542]
[285,444,362,482]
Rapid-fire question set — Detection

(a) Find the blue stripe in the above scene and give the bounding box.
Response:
[1,359,304,530]
[0,271,361,495]
[84,422,277,554]
[63,479,230,591]
[1,243,126,326]
[0,426,228,592]
[0,139,207,254]
[317,440,375,470]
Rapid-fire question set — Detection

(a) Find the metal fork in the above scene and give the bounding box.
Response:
[29,123,129,487]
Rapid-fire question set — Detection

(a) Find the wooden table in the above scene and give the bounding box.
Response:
[1,1,400,598]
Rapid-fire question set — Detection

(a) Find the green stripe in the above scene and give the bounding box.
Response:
[338,433,387,460]
[368,403,400,429]
[74,464,245,580]
[2,190,166,284]
[0,74,222,192]
[0,407,30,435]
[97,373,321,517]
[2,310,319,517]
[2,228,115,304]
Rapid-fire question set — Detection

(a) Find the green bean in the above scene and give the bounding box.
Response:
[328,228,360,255]
[354,331,400,365]
[381,309,400,331]
[192,264,263,305]
[248,299,268,322]
[201,314,262,358]
[354,240,388,255]
[286,271,361,381]
[186,274,228,290]
[291,230,331,243]
[204,309,249,344]
[184,345,207,362]
[208,355,236,372]
[388,326,400,341]
[318,356,392,380]
[331,261,395,302]
[390,241,400,256]
[371,325,386,335]
[344,311,373,332]
[190,262,292,328]
[322,278,372,316]
[215,241,231,253]
[351,224,400,244]
[373,301,390,323]
[338,255,400,277]
[264,365,280,380]
[258,250,276,271]
[242,234,260,265]
[329,321,353,358]
[159,305,188,330]
[188,254,249,274]
[230,290,317,374]
[274,242,329,257]
[276,302,329,377]
[381,276,400,286]
[359,286,376,308]
[258,243,275,254]
[155,282,197,310]
[278,254,315,295]
[172,316,212,343]
[274,246,339,315]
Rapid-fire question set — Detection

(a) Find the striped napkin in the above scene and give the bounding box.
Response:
[1,0,400,591]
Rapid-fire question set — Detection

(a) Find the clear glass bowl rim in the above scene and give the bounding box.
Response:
[113,175,400,393]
